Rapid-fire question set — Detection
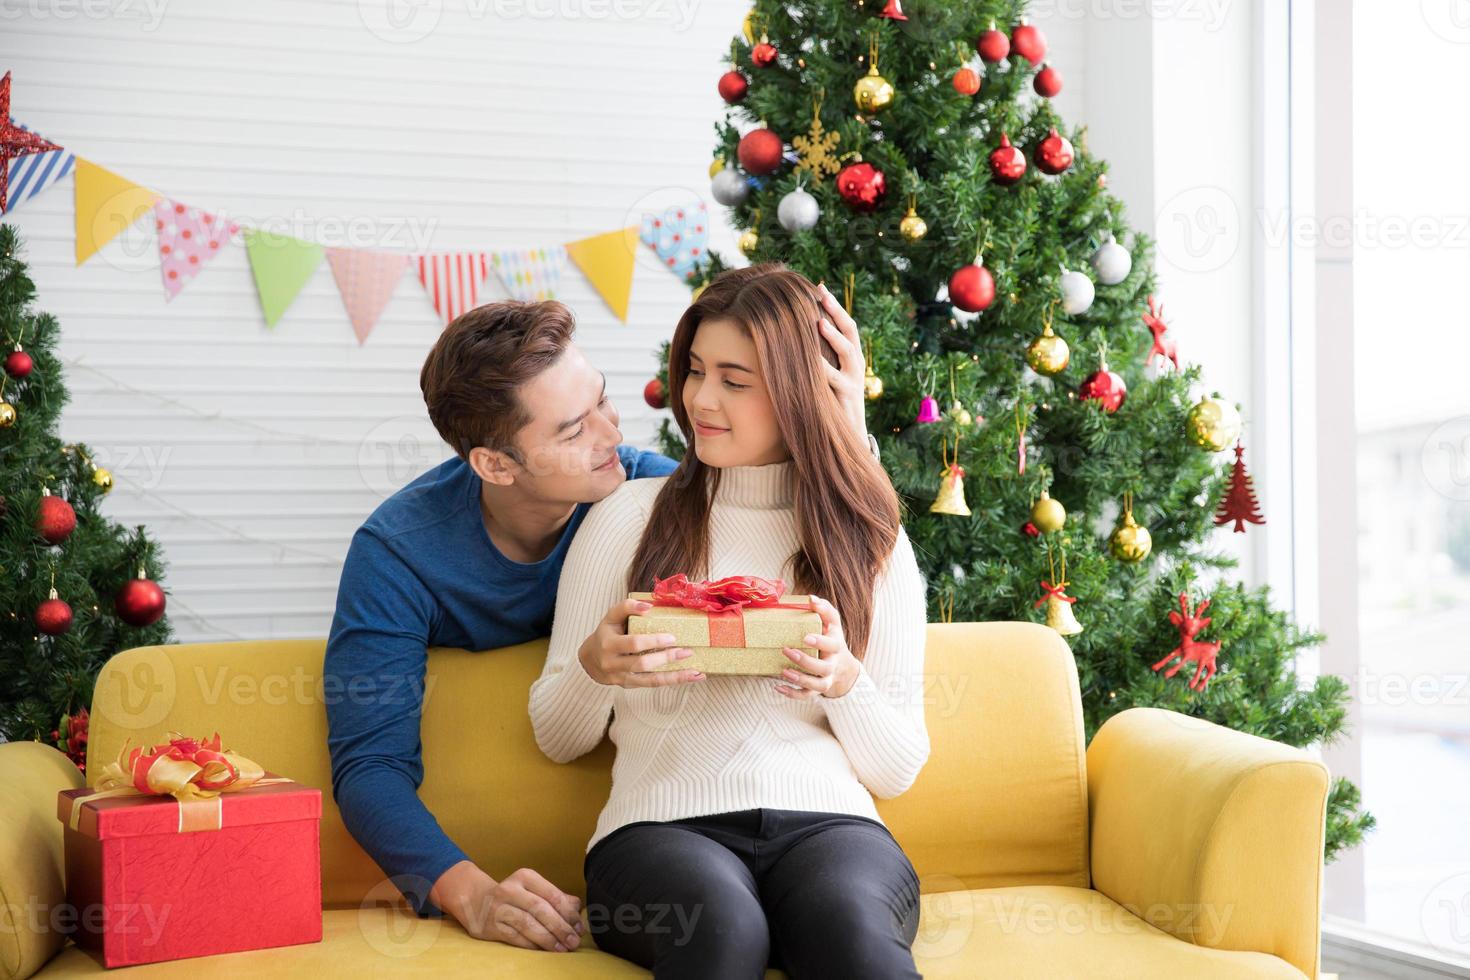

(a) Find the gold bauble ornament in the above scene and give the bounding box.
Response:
[0,401,14,427]
[948,399,972,426]
[1185,394,1242,451]
[1030,490,1066,533]
[1109,497,1152,563]
[863,366,885,401]
[1043,593,1084,636]
[92,467,114,493]
[738,228,760,257]
[853,64,895,114]
[899,206,928,242]
[1025,322,1071,376]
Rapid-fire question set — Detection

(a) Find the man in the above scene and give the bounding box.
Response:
[324,284,874,953]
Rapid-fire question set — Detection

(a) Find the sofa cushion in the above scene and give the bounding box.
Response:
[33,886,1303,978]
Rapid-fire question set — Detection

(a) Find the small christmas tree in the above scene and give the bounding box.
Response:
[1215,441,1266,532]
[651,0,1373,861]
[0,222,172,762]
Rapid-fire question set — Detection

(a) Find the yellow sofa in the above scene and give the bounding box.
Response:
[0,622,1329,978]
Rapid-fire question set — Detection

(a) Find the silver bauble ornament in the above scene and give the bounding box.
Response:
[1091,234,1132,285]
[777,188,820,232]
[1059,267,1095,315]
[711,167,750,206]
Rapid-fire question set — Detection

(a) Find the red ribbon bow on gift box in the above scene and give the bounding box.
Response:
[649,575,811,648]
[651,574,791,612]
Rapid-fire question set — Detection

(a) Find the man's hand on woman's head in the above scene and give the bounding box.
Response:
[578,597,706,688]
[777,594,862,700]
[815,281,871,444]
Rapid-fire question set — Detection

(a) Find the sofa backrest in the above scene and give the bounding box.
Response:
[85,621,1089,907]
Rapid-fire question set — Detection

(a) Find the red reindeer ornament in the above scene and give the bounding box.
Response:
[1152,592,1222,691]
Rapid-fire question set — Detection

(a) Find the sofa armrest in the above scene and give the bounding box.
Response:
[1086,707,1328,980]
[0,741,86,980]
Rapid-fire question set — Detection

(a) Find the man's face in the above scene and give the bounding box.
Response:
[499,344,627,504]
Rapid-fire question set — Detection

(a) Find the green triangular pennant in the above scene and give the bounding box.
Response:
[244,229,324,327]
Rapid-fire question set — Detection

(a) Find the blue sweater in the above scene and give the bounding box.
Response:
[324,444,677,916]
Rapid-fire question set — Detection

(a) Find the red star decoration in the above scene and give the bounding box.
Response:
[1,72,62,215]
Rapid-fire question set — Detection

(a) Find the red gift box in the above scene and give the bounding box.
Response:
[57,774,322,967]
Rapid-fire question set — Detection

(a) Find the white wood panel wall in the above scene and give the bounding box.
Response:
[0,0,1088,643]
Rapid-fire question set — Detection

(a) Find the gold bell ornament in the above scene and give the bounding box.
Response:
[1034,546,1083,636]
[854,35,896,115]
[1030,487,1066,533]
[1109,490,1152,562]
[930,435,971,517]
[1025,306,1071,376]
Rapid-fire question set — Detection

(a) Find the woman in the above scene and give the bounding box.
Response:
[529,263,929,979]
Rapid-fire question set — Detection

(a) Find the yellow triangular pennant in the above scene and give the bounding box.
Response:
[565,225,639,323]
[74,158,160,266]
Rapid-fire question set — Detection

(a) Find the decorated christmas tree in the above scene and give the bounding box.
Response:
[0,223,172,769]
[647,1,1372,860]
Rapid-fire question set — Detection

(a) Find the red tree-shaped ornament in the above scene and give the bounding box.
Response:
[1214,441,1266,532]
[1152,592,1222,691]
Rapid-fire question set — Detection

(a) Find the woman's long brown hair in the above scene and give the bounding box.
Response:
[625,263,901,659]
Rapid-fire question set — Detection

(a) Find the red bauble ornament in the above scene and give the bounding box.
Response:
[977,25,1010,63]
[36,492,76,545]
[1023,521,1040,537]
[115,575,167,628]
[948,262,996,313]
[737,128,784,175]
[878,0,907,20]
[952,67,980,96]
[1034,127,1074,175]
[4,349,31,378]
[989,133,1027,185]
[835,162,887,213]
[1034,64,1063,97]
[718,70,749,104]
[1080,366,1127,412]
[1011,20,1048,65]
[751,40,778,68]
[35,590,73,635]
[643,377,667,410]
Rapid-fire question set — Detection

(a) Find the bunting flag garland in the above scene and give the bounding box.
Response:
[326,247,412,344]
[640,200,710,283]
[417,252,491,324]
[566,225,639,323]
[0,71,63,214]
[4,124,73,216]
[74,158,160,266]
[244,229,324,327]
[490,246,567,302]
[7,72,661,340]
[153,199,240,301]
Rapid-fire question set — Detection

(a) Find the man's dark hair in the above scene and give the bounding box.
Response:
[419,300,577,463]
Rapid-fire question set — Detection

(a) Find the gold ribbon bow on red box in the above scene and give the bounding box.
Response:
[67,732,287,832]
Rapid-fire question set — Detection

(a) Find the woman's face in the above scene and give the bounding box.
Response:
[683,316,789,468]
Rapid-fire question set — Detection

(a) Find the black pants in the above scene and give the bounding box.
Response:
[583,808,921,980]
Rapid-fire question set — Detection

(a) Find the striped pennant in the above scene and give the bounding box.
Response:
[5,124,73,215]
[416,252,490,325]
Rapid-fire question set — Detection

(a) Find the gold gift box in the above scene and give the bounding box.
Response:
[627,591,822,677]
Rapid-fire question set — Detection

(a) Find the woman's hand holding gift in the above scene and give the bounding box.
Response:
[776,594,862,700]
[578,597,706,688]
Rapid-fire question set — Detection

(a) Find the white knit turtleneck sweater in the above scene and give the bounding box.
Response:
[529,460,930,852]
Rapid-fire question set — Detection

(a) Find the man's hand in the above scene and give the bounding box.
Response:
[815,280,870,444]
[578,598,705,688]
[430,861,583,951]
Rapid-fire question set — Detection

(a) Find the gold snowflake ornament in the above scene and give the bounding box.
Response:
[793,100,841,184]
